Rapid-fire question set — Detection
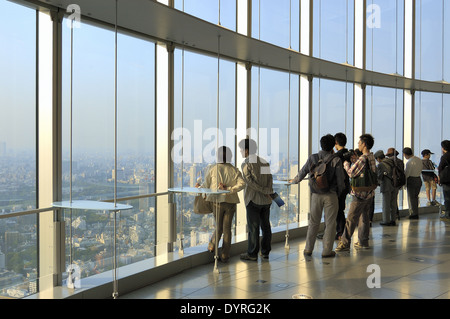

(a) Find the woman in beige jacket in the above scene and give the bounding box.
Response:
[199,146,245,262]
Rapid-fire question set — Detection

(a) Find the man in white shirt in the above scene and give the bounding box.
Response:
[403,147,423,219]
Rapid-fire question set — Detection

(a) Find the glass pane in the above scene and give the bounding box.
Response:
[366,85,404,212]
[173,49,236,252]
[0,1,37,299]
[62,19,157,283]
[312,78,354,154]
[0,214,38,298]
[252,0,299,50]
[62,21,115,202]
[313,0,354,64]
[414,91,444,207]
[0,1,36,213]
[415,0,444,81]
[251,67,300,230]
[366,0,404,75]
[174,0,236,31]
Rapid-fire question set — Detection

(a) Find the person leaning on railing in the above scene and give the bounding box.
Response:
[198,146,245,263]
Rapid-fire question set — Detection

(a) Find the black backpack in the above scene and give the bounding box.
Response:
[386,158,406,188]
[309,154,336,193]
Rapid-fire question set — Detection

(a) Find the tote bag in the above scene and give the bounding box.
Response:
[193,194,213,214]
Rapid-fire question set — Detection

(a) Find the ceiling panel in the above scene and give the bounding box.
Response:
[24,0,450,93]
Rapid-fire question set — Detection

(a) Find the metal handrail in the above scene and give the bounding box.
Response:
[0,191,170,220]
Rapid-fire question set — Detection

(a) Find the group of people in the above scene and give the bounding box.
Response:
[197,138,274,263]
[289,134,450,256]
[197,134,450,262]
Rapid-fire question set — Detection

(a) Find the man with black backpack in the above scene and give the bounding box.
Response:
[289,134,345,258]
[374,150,399,226]
[385,148,405,220]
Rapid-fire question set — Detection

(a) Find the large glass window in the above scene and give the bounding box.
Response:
[251,67,300,229]
[414,91,445,207]
[252,0,299,50]
[415,0,450,81]
[173,49,236,252]
[0,1,38,298]
[313,0,354,64]
[365,86,403,153]
[366,85,404,211]
[62,20,156,281]
[0,1,36,213]
[312,78,354,153]
[366,0,404,75]
[174,0,236,31]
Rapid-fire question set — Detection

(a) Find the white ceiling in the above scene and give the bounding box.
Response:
[22,0,450,93]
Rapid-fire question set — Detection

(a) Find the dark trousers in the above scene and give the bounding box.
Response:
[443,184,450,216]
[407,176,422,217]
[246,201,272,257]
[336,192,348,237]
[341,196,372,246]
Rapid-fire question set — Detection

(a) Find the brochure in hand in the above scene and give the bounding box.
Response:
[270,192,285,207]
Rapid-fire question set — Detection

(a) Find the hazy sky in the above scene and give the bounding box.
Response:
[1,0,449,160]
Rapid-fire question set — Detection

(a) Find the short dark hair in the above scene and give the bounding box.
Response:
[334,132,347,147]
[217,146,232,163]
[320,134,336,152]
[359,134,374,150]
[442,140,450,152]
[238,138,257,155]
[402,147,413,156]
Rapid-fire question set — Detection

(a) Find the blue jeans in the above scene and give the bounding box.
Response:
[246,201,272,257]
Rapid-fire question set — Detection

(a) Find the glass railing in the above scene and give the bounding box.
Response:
[0,208,43,299]
[0,183,444,299]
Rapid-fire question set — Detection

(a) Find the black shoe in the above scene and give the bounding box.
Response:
[240,253,257,261]
[409,215,419,220]
[380,222,391,226]
[303,250,312,256]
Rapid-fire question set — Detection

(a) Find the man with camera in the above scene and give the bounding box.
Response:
[336,134,377,252]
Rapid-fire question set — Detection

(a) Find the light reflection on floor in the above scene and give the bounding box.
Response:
[121,213,450,299]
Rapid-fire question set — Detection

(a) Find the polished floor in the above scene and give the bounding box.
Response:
[121,212,450,299]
